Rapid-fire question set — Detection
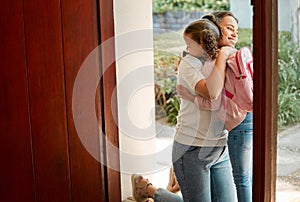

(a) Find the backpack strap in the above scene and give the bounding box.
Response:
[224,89,234,99]
[247,60,254,78]
[235,51,247,80]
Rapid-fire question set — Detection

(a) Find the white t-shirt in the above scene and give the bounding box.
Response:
[174,54,227,147]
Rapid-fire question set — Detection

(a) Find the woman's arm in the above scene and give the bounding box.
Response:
[176,84,195,102]
[177,84,221,111]
[194,46,236,99]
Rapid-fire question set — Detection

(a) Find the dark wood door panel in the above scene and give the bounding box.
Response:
[0,0,120,201]
[98,0,121,201]
[0,1,35,201]
[252,0,278,201]
[23,0,72,201]
[61,0,106,201]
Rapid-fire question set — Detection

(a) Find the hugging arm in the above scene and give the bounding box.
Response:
[177,84,221,111]
[194,47,236,99]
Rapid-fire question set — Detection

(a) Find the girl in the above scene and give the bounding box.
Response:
[131,17,237,202]
[172,17,237,202]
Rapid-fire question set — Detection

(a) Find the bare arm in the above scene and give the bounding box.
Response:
[176,84,195,102]
[194,46,236,99]
[176,84,221,111]
[194,95,221,111]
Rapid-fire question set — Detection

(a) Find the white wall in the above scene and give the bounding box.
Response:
[279,0,292,31]
[113,0,171,200]
[290,0,300,43]
[230,0,291,31]
[230,0,253,29]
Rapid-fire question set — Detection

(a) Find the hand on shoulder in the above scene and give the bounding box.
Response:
[219,46,237,58]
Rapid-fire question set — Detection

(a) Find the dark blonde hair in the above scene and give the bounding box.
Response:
[202,11,238,39]
[210,11,238,24]
[184,19,220,59]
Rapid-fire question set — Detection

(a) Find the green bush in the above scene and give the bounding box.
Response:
[235,28,253,50]
[277,32,300,129]
[154,49,179,98]
[153,0,230,14]
[165,96,181,124]
[153,43,180,122]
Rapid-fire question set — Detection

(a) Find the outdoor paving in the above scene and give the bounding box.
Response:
[277,124,300,201]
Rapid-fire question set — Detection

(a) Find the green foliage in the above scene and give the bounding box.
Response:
[153,31,183,123]
[154,50,179,97]
[165,96,181,124]
[235,28,253,50]
[277,32,300,128]
[153,0,230,14]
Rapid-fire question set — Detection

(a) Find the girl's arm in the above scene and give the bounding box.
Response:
[194,46,236,99]
[177,84,221,111]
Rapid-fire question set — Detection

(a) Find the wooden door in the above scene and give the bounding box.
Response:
[1,0,280,201]
[252,0,278,201]
[0,0,120,201]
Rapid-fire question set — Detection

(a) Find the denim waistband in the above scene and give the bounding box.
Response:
[242,112,253,124]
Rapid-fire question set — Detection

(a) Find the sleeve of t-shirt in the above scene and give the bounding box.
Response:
[179,57,205,91]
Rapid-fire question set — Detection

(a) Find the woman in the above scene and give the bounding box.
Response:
[177,11,253,202]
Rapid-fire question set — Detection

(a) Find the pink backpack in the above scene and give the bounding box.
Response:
[225,46,253,112]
